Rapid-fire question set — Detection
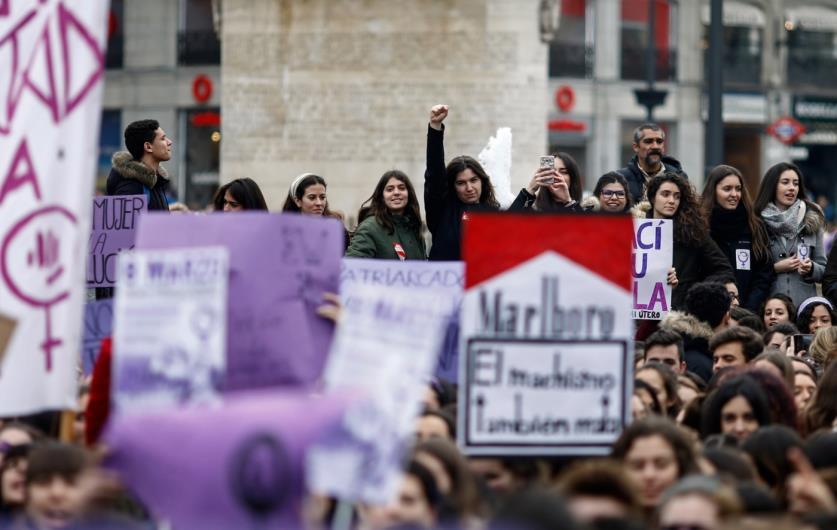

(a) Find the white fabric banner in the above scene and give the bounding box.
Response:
[0,1,108,415]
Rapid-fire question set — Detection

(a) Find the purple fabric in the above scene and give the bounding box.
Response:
[134,213,343,390]
[104,391,352,529]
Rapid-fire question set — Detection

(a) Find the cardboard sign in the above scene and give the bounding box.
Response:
[459,213,633,456]
[134,213,343,391]
[113,246,229,413]
[308,284,451,504]
[81,299,112,375]
[105,390,352,530]
[340,258,463,381]
[631,219,673,320]
[0,1,109,415]
[86,195,147,287]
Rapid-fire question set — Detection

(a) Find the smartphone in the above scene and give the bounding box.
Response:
[540,156,555,185]
[793,334,813,354]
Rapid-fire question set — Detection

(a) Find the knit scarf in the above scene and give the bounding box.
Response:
[710,204,748,241]
[761,200,804,239]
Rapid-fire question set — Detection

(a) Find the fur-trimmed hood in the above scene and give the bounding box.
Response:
[112,151,167,189]
[581,195,600,211]
[630,201,651,219]
[659,310,714,341]
[800,201,825,236]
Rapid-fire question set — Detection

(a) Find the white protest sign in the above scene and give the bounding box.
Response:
[460,214,634,456]
[0,1,109,415]
[308,285,451,504]
[340,258,463,381]
[632,219,673,320]
[113,246,229,414]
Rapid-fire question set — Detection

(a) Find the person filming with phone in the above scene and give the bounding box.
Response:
[509,153,585,212]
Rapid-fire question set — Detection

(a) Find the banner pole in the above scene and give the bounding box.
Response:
[59,409,75,442]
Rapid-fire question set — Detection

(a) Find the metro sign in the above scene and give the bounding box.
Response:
[768,116,806,145]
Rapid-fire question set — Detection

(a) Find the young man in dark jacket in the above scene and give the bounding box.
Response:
[106,119,173,211]
[617,123,688,203]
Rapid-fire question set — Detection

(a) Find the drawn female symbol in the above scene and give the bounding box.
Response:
[737,250,749,268]
[1,206,77,372]
[798,244,810,261]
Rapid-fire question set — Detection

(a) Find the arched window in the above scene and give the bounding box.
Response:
[785,5,837,87]
[700,1,764,87]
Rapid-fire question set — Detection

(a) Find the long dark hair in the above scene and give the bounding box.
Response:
[444,156,500,209]
[700,375,772,439]
[797,301,837,334]
[647,173,706,246]
[593,171,633,211]
[702,165,770,260]
[753,162,824,231]
[534,151,583,211]
[611,416,697,477]
[213,178,268,211]
[282,173,338,218]
[357,170,423,237]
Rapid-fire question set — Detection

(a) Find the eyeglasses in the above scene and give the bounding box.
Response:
[601,190,626,199]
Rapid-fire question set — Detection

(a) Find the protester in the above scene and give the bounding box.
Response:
[641,174,733,310]
[764,321,800,350]
[282,173,341,219]
[710,326,764,373]
[754,162,826,308]
[636,363,682,419]
[611,416,697,513]
[701,375,772,442]
[808,326,837,368]
[468,458,547,496]
[642,329,686,374]
[793,369,817,412]
[212,177,268,211]
[660,282,732,381]
[822,242,837,309]
[346,170,426,260]
[412,439,484,526]
[0,424,41,468]
[796,296,836,334]
[752,350,795,390]
[0,444,29,519]
[359,459,441,529]
[414,410,455,443]
[741,426,804,505]
[509,152,584,212]
[556,459,642,523]
[702,165,774,312]
[617,123,688,203]
[762,294,796,329]
[424,105,500,260]
[583,172,633,213]
[107,119,173,211]
[656,475,742,530]
[633,378,665,419]
[803,361,837,434]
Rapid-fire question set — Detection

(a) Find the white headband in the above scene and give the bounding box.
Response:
[797,296,834,318]
[290,172,316,199]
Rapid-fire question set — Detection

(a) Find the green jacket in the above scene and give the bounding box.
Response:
[346,214,427,260]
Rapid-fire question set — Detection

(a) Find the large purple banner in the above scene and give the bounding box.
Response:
[86,195,147,287]
[134,213,343,390]
[105,391,352,529]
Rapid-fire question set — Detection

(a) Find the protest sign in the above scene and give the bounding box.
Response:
[0,1,108,415]
[113,246,229,413]
[86,195,146,287]
[81,299,112,375]
[105,390,352,530]
[459,213,633,456]
[135,213,343,390]
[631,219,673,320]
[340,258,463,381]
[308,284,451,504]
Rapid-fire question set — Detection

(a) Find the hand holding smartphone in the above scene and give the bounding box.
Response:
[539,156,555,185]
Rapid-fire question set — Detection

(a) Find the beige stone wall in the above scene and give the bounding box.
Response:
[221,0,547,225]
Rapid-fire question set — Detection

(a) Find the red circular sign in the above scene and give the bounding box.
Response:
[555,85,575,113]
[192,75,213,104]
[767,116,806,145]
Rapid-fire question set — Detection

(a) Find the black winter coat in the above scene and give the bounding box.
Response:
[671,236,735,310]
[709,206,774,312]
[106,151,170,211]
[617,154,688,204]
[424,125,496,261]
[822,243,837,309]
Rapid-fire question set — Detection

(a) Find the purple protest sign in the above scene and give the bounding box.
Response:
[134,213,343,390]
[105,390,353,530]
[86,195,147,287]
[81,299,112,375]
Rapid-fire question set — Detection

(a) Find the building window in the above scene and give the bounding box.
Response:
[620,0,678,81]
[548,0,593,78]
[785,6,837,88]
[178,0,220,66]
[105,0,124,69]
[180,108,221,210]
[97,111,122,192]
[701,2,764,87]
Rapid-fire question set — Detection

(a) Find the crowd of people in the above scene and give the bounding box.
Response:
[2,107,837,529]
